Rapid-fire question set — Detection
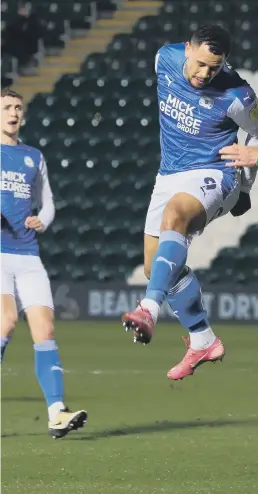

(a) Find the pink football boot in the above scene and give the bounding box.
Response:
[122,304,155,344]
[167,336,225,380]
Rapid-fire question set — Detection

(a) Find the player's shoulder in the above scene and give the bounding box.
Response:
[214,64,256,106]
[18,142,45,167]
[18,141,42,156]
[156,43,185,73]
[157,42,185,58]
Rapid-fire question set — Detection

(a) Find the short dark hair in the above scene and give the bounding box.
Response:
[191,24,231,57]
[1,87,23,100]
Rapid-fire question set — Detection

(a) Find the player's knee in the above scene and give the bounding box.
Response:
[161,207,189,233]
[32,319,55,343]
[2,311,18,335]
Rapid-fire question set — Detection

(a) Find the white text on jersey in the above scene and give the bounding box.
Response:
[0,170,31,199]
[159,94,202,135]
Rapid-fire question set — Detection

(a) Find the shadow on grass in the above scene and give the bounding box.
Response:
[1,432,45,438]
[70,417,258,441]
[2,418,257,440]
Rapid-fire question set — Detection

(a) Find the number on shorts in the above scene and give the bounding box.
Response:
[203,177,217,190]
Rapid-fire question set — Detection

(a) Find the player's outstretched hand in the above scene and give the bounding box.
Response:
[219,143,258,167]
[25,216,44,232]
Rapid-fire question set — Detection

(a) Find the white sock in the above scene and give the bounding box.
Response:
[189,327,216,350]
[48,401,65,422]
[140,298,160,323]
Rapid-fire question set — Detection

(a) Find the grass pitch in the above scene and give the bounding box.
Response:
[1,321,258,494]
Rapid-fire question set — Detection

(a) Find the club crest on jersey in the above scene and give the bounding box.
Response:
[199,96,214,110]
[24,156,34,167]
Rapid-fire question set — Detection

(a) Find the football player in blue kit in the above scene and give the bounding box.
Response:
[1,88,87,438]
[122,25,258,380]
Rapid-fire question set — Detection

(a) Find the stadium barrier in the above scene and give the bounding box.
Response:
[51,283,258,323]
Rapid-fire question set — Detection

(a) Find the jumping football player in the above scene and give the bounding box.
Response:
[122,25,258,380]
[1,88,87,437]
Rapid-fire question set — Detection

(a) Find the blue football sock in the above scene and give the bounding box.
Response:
[146,230,188,306]
[34,340,64,407]
[1,334,13,363]
[167,267,209,331]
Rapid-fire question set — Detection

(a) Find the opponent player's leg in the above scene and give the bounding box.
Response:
[122,191,206,342]
[16,256,87,438]
[1,255,17,361]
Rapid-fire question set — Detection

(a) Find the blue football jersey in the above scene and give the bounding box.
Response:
[156,43,258,176]
[1,142,54,256]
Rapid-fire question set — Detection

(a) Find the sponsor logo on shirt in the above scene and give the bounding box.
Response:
[0,171,31,199]
[159,94,202,135]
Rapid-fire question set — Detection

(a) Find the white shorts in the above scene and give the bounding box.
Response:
[1,253,54,313]
[144,168,241,238]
